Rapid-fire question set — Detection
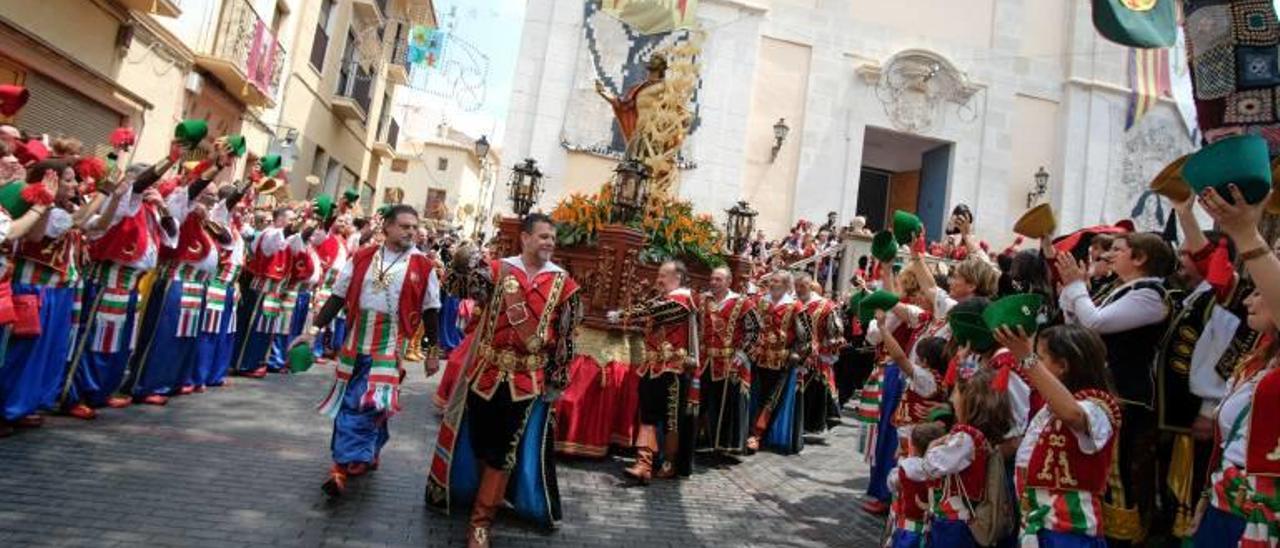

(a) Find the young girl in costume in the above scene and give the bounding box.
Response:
[887,421,946,547]
[995,324,1119,547]
[879,327,950,453]
[918,365,1013,547]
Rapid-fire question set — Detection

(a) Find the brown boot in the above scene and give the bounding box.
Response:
[467,465,509,548]
[624,425,657,484]
[654,430,681,479]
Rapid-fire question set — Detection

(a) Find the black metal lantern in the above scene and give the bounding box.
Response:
[770,118,790,162]
[610,158,650,224]
[1026,166,1049,208]
[725,200,758,254]
[474,135,490,159]
[508,158,544,216]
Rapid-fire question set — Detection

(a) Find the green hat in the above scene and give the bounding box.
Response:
[871,230,898,262]
[858,289,899,327]
[288,341,315,373]
[258,154,283,178]
[983,293,1044,336]
[1091,0,1176,48]
[0,180,30,217]
[312,194,335,222]
[845,289,869,318]
[174,119,209,147]
[949,311,996,352]
[224,134,247,157]
[1182,134,1273,205]
[343,188,361,204]
[892,210,923,245]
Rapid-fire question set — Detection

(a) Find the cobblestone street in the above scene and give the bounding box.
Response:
[0,363,884,547]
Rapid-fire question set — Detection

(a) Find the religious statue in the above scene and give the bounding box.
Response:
[595,53,669,160]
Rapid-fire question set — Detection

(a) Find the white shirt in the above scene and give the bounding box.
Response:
[254,226,288,258]
[44,207,73,239]
[922,430,977,479]
[1217,371,1264,468]
[1015,400,1114,469]
[209,203,245,266]
[1186,281,1238,416]
[1059,276,1168,334]
[866,303,923,346]
[332,245,441,316]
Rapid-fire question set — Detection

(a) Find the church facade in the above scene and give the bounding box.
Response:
[498,0,1198,246]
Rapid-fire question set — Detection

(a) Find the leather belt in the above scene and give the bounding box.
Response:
[705,347,734,358]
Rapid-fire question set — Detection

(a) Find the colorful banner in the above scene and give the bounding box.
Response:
[407,25,445,68]
[1167,24,1199,142]
[1125,47,1170,131]
[246,20,278,96]
[600,0,698,35]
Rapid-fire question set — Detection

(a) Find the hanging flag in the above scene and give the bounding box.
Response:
[600,0,698,35]
[1126,47,1171,131]
[1167,16,1199,141]
[407,25,446,68]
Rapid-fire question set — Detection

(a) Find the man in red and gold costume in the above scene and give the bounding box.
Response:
[794,273,843,436]
[426,213,581,548]
[747,271,812,454]
[611,260,699,482]
[699,266,761,456]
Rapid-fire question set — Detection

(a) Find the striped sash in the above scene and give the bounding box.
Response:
[87,263,144,354]
[202,281,229,333]
[317,309,404,418]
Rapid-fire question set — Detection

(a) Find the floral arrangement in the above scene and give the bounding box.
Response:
[548,184,725,268]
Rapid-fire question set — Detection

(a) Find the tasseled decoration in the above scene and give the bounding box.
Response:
[168,141,182,162]
[1167,433,1196,539]
[943,355,960,387]
[912,233,927,255]
[155,177,179,198]
[1206,238,1235,301]
[992,362,1012,391]
[19,181,54,206]
[74,156,107,184]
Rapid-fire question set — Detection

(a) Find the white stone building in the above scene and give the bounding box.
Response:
[497,0,1200,247]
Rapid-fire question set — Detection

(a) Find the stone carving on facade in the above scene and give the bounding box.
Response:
[857,49,981,134]
[1116,113,1196,231]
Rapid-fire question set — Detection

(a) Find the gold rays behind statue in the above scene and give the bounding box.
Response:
[637,31,703,219]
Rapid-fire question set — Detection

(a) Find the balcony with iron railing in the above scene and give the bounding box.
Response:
[117,0,182,17]
[385,22,409,86]
[194,0,285,108]
[332,62,374,121]
[373,119,399,158]
[352,0,389,24]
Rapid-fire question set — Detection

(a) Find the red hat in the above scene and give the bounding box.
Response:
[109,127,136,149]
[0,85,29,116]
[74,156,107,183]
[13,139,48,166]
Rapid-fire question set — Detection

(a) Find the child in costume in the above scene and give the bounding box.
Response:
[995,324,1120,547]
[887,421,946,547]
[918,365,1013,547]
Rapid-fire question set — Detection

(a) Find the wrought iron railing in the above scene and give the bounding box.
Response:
[336,62,374,116]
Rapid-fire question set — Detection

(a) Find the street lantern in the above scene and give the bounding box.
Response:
[508,158,543,216]
[724,200,758,254]
[770,118,790,162]
[474,135,490,160]
[610,158,651,224]
[1026,166,1049,208]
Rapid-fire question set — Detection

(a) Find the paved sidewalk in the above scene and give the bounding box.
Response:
[0,362,885,547]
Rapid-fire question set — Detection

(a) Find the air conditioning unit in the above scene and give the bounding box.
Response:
[185,72,203,94]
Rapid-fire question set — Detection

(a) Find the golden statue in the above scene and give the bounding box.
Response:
[592,38,703,214]
[595,54,669,159]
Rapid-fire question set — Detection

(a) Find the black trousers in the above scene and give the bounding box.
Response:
[466,385,534,471]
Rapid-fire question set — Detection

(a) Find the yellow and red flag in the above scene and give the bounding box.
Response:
[600,0,698,35]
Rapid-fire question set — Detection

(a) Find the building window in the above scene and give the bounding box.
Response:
[337,28,357,95]
[426,188,447,220]
[311,145,328,195]
[309,0,334,71]
[324,157,342,197]
[437,157,448,171]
